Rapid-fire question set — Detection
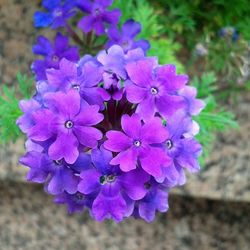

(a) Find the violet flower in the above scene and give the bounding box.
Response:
[159,112,202,185]
[20,150,91,195]
[78,147,150,222]
[34,0,76,29]
[77,0,121,35]
[179,86,205,116]
[32,33,79,81]
[135,180,169,223]
[104,114,171,178]
[54,191,93,214]
[27,90,103,164]
[97,45,127,100]
[106,19,150,53]
[46,58,109,108]
[125,59,188,121]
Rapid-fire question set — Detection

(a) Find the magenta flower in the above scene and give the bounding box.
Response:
[77,0,121,35]
[97,45,127,100]
[78,147,150,222]
[125,59,188,121]
[27,90,103,164]
[46,58,109,108]
[104,114,171,178]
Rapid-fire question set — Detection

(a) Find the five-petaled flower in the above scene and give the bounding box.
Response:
[104,114,172,178]
[27,90,103,164]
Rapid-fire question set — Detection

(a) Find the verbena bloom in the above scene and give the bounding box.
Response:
[106,19,150,53]
[32,33,79,80]
[104,114,171,178]
[125,59,188,121]
[160,112,202,185]
[78,147,150,222]
[27,90,103,164]
[34,0,76,28]
[135,180,169,222]
[77,0,121,35]
[54,191,92,214]
[46,58,109,108]
[97,45,127,100]
[179,86,205,116]
[19,11,205,223]
[20,151,91,195]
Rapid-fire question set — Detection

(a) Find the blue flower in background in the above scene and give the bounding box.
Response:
[34,0,77,28]
[218,26,239,42]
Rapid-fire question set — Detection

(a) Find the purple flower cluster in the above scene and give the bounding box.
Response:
[18,44,204,222]
[18,0,205,223]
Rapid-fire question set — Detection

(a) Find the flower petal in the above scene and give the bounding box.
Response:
[104,131,131,152]
[48,132,79,164]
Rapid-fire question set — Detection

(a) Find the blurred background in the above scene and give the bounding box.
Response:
[0,0,249,249]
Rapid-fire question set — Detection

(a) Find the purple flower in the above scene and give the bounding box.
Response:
[32,33,79,81]
[159,112,202,185]
[136,180,169,222]
[104,114,171,178]
[46,58,109,108]
[106,19,150,53]
[78,147,150,222]
[97,45,127,100]
[77,0,121,35]
[179,86,205,116]
[54,191,93,214]
[34,0,76,28]
[16,99,41,133]
[20,150,91,195]
[27,90,103,164]
[125,59,188,121]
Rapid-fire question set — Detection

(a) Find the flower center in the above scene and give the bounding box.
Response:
[65,120,74,129]
[52,55,59,61]
[166,139,173,149]
[54,9,63,17]
[72,84,80,91]
[150,87,158,95]
[133,140,141,147]
[95,8,100,15]
[53,159,63,165]
[99,175,116,185]
[144,182,151,190]
[75,192,84,200]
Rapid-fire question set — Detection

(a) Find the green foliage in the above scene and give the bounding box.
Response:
[112,0,184,72]
[0,73,34,144]
[191,73,238,165]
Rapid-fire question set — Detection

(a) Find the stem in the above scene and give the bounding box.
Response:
[65,23,84,46]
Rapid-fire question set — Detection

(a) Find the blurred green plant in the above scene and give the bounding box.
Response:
[191,72,238,164]
[0,73,33,143]
[113,0,184,71]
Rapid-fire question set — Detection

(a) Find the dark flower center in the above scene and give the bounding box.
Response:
[133,140,141,147]
[52,55,59,61]
[65,120,74,129]
[72,84,80,91]
[144,182,151,190]
[54,9,63,17]
[53,159,63,165]
[150,87,158,95]
[166,139,173,149]
[75,192,84,200]
[99,175,116,185]
[95,8,100,15]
